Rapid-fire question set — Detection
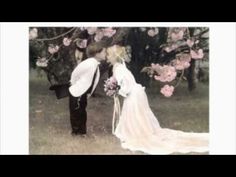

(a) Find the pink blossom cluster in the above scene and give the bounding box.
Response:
[94,29,104,42]
[171,30,184,41]
[85,27,116,42]
[29,28,38,40]
[164,44,178,53]
[190,49,204,59]
[77,39,88,48]
[160,85,174,97]
[147,28,159,37]
[172,53,191,70]
[151,64,177,82]
[36,57,48,67]
[102,27,116,37]
[186,39,194,48]
[48,45,59,54]
[86,27,98,35]
[63,37,72,46]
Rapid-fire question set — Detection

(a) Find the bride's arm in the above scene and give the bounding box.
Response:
[114,65,132,98]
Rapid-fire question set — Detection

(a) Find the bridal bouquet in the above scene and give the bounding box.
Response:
[104,76,120,97]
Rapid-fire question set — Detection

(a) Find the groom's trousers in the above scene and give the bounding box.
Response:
[69,92,88,134]
[68,67,98,135]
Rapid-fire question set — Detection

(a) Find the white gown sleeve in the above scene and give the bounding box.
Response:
[114,64,133,98]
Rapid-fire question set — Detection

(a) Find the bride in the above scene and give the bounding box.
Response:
[106,45,209,155]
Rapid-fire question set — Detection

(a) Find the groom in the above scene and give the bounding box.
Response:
[69,43,107,136]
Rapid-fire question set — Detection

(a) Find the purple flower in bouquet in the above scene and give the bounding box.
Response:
[104,76,120,97]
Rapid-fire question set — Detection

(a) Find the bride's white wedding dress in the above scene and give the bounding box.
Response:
[112,62,209,154]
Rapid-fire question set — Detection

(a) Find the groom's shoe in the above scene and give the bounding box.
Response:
[71,130,86,136]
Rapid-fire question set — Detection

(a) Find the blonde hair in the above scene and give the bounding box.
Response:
[107,45,127,63]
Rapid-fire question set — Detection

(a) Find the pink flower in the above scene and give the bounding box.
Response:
[147,28,159,37]
[36,57,48,67]
[180,27,187,32]
[102,27,116,37]
[79,27,86,31]
[154,65,177,82]
[190,49,204,59]
[173,60,190,70]
[183,62,190,68]
[94,30,104,42]
[172,53,191,70]
[77,39,87,48]
[173,59,183,70]
[151,63,161,70]
[171,30,184,41]
[86,27,97,35]
[186,39,194,47]
[48,45,59,54]
[164,44,178,53]
[181,53,191,62]
[171,44,178,50]
[63,37,72,46]
[164,47,172,53]
[195,40,199,44]
[160,85,174,97]
[109,76,117,84]
[140,27,146,32]
[104,76,119,97]
[29,28,38,40]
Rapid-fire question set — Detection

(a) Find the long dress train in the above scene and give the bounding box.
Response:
[113,63,209,154]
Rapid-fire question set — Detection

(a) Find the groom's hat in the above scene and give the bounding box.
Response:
[49,83,70,99]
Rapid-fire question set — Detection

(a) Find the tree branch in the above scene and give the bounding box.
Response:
[174,69,185,88]
[34,27,77,41]
[193,28,209,38]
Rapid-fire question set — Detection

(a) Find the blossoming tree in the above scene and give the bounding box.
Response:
[29,27,208,98]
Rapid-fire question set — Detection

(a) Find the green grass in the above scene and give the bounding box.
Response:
[147,80,209,132]
[29,70,209,155]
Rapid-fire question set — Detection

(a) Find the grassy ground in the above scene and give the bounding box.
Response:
[29,69,209,155]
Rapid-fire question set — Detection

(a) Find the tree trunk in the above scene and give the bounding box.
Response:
[187,59,197,91]
[127,28,153,88]
[187,28,197,92]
